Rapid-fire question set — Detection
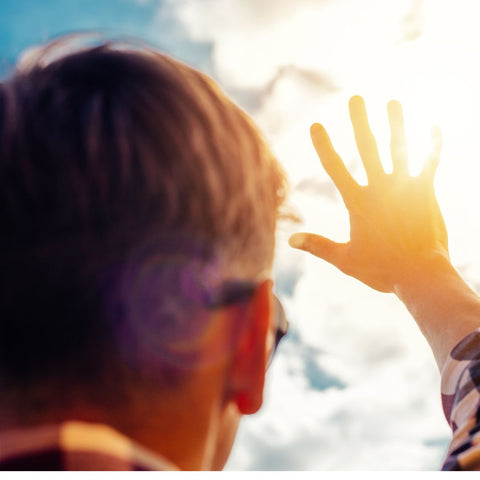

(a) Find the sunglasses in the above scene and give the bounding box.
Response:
[204,282,289,367]
[267,294,289,367]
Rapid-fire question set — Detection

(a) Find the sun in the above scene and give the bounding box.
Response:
[357,70,480,182]
[360,70,480,267]
[398,73,480,177]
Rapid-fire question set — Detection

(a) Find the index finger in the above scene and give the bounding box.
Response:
[311,123,360,204]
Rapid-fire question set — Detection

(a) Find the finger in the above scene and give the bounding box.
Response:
[349,95,384,183]
[420,126,442,181]
[310,123,359,204]
[289,232,347,270]
[387,100,409,176]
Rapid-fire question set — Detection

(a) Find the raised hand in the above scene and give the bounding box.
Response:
[289,95,448,293]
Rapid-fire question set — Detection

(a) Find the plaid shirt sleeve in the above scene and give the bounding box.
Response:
[441,328,480,470]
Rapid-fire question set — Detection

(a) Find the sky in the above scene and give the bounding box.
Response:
[4,0,480,471]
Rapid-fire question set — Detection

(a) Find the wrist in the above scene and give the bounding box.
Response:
[393,251,455,300]
[393,252,480,369]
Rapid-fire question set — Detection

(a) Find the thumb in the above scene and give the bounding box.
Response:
[288,233,346,269]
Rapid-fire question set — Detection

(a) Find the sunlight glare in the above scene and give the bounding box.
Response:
[400,73,480,176]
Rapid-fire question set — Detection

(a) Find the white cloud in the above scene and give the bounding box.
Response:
[153,0,480,470]
[225,208,452,470]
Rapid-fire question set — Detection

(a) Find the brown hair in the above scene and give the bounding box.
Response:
[0,36,287,405]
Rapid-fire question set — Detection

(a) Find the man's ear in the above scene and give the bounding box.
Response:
[227,280,272,415]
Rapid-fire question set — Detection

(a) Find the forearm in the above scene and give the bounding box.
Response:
[394,255,480,371]
[293,96,480,370]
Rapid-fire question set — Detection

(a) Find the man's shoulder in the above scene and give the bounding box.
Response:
[0,421,177,471]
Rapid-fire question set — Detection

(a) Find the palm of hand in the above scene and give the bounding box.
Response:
[290,96,448,293]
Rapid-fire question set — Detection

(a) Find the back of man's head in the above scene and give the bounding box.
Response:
[0,36,286,428]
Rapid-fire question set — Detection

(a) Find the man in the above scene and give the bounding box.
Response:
[0,35,479,470]
[0,36,287,470]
